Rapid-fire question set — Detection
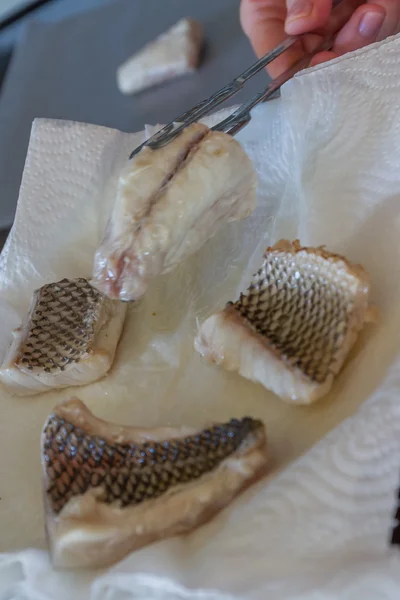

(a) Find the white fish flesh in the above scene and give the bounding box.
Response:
[195,240,377,405]
[117,18,203,95]
[92,123,257,301]
[0,278,126,396]
[41,397,268,569]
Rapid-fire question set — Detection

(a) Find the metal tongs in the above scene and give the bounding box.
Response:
[130,0,343,159]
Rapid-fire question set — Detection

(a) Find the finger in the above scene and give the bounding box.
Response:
[308,4,386,67]
[286,0,365,36]
[332,4,386,54]
[320,0,365,35]
[285,0,332,35]
[308,2,391,68]
[307,2,391,67]
[367,0,400,40]
[309,49,338,66]
[240,0,306,76]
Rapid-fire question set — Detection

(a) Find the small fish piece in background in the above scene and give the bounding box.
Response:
[92,123,257,302]
[41,397,268,569]
[0,278,126,396]
[117,17,204,95]
[195,240,378,405]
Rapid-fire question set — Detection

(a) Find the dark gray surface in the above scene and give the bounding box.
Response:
[0,0,115,50]
[0,0,269,229]
[0,1,115,86]
[0,227,8,248]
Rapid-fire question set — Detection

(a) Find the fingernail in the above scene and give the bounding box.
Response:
[286,0,313,23]
[359,11,385,38]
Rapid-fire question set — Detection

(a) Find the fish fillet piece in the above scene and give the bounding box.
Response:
[92,123,257,301]
[117,18,203,95]
[195,240,377,405]
[42,397,267,569]
[0,278,126,396]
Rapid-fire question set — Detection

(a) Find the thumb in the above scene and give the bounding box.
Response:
[285,0,332,34]
[240,0,305,76]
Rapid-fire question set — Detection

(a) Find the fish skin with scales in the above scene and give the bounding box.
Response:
[41,398,268,569]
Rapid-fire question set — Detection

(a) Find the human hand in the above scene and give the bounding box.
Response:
[240,0,400,77]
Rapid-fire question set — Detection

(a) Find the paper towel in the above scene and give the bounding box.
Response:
[1,34,400,599]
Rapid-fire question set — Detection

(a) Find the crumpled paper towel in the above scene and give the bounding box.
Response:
[1,34,400,600]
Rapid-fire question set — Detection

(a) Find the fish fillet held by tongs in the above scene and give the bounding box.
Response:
[92,18,341,302]
[92,123,257,301]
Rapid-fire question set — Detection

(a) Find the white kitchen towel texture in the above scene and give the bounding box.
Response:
[1,34,400,599]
